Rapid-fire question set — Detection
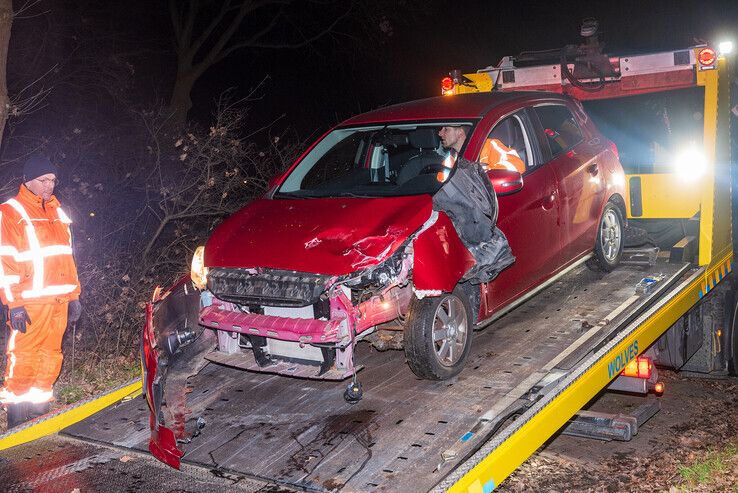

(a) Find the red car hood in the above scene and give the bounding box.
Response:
[205,195,433,275]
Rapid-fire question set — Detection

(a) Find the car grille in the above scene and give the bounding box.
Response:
[207,268,331,308]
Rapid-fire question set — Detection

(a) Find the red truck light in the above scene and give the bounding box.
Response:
[621,356,651,379]
[698,47,716,67]
[441,76,455,95]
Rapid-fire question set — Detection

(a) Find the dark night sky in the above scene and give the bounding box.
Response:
[188,0,738,138]
[16,0,738,141]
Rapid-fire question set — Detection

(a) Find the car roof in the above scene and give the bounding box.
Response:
[340,91,570,126]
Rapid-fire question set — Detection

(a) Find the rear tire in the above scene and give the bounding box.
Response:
[588,202,624,272]
[403,287,473,380]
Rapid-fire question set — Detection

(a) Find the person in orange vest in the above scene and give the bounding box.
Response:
[478,138,526,174]
[0,156,81,428]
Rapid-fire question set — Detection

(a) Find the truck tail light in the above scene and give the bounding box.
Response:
[698,47,717,67]
[621,356,652,379]
[441,76,455,95]
[653,381,665,395]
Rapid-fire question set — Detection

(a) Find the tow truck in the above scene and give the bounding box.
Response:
[0,25,736,492]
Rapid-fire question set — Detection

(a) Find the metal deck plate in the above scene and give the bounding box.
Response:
[62,261,688,492]
[0,435,277,493]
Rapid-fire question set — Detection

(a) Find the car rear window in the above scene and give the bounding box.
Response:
[534,105,583,157]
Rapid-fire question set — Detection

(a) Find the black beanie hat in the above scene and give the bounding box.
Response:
[23,155,58,182]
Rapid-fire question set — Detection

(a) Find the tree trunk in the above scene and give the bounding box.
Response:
[0,0,13,146]
[168,67,196,127]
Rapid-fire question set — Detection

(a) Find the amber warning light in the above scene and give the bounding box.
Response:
[621,356,652,379]
[441,76,455,96]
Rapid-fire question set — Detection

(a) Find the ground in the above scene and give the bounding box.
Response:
[501,370,738,492]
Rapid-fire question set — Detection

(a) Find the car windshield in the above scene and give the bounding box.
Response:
[276,122,474,198]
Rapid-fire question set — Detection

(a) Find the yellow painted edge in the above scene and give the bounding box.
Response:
[448,258,723,492]
[0,380,142,451]
[698,64,719,266]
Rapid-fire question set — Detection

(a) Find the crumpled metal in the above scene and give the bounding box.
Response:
[432,153,515,284]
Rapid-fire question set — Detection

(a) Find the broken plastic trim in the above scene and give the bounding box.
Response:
[143,275,216,469]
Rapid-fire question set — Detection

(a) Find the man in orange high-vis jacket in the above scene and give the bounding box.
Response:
[0,156,82,428]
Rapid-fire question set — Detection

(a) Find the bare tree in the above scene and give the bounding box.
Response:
[0,0,13,146]
[167,0,353,125]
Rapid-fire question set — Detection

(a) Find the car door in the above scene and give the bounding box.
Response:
[467,109,562,316]
[532,103,606,263]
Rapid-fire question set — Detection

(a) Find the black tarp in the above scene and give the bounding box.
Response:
[432,152,515,284]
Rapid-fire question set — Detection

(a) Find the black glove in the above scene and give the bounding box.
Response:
[9,307,31,333]
[68,300,82,323]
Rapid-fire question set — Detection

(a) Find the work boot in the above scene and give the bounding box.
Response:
[28,402,50,420]
[5,403,30,429]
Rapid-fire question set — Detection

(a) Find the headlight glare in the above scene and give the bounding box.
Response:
[191,245,208,290]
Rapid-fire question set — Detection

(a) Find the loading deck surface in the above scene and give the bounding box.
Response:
[61,260,689,492]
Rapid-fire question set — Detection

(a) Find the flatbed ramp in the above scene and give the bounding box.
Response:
[5,260,690,492]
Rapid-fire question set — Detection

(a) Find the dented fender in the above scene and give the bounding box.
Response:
[412,211,476,292]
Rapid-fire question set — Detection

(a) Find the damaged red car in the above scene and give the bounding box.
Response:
[141,91,626,467]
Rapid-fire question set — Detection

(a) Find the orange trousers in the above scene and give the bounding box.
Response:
[2,303,68,402]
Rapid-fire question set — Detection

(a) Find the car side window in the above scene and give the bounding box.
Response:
[478,114,531,173]
[534,105,583,157]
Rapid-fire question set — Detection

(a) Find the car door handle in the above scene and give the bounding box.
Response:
[586,163,599,175]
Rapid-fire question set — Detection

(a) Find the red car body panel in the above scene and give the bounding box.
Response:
[412,211,476,292]
[205,195,433,275]
[341,92,528,124]
[142,302,184,469]
[484,163,561,314]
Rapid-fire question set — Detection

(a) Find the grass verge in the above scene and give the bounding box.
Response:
[677,441,738,491]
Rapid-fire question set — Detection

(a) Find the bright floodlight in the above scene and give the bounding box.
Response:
[674,147,707,181]
[719,41,733,55]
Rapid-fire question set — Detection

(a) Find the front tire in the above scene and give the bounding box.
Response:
[403,287,473,380]
[588,201,624,272]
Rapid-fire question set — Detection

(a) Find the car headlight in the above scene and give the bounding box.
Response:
[191,245,208,290]
[674,146,707,182]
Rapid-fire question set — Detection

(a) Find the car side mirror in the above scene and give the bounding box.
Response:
[268,171,285,189]
[486,168,524,195]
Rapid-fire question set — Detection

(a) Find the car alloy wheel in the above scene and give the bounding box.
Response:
[432,295,469,367]
[600,207,622,263]
[404,286,474,380]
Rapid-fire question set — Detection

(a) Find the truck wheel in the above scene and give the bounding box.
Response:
[403,287,473,380]
[588,202,624,272]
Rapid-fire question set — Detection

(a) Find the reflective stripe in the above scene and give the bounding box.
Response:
[16,245,73,261]
[56,207,72,224]
[0,245,18,256]
[490,139,522,172]
[6,199,45,298]
[6,329,17,380]
[0,211,13,302]
[0,387,54,404]
[22,284,78,299]
[3,198,77,300]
